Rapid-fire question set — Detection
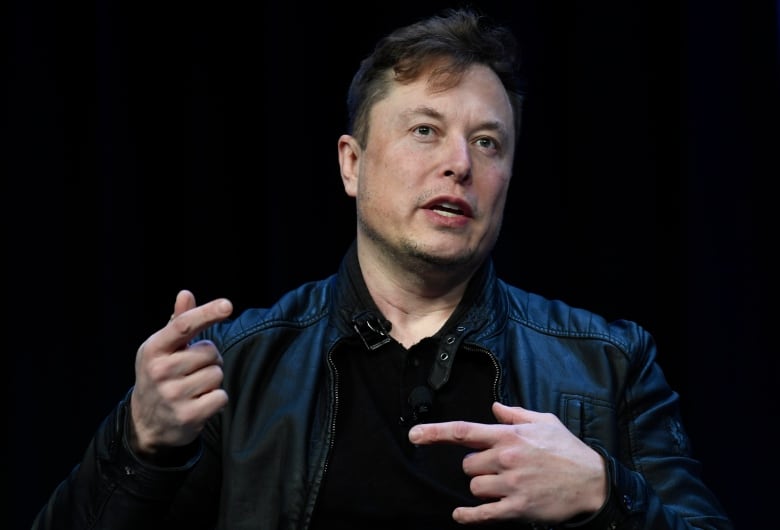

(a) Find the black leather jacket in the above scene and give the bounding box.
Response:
[33,248,733,530]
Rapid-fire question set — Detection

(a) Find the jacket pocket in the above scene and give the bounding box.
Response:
[561,393,618,451]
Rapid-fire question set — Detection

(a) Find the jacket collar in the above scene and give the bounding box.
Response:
[330,240,499,353]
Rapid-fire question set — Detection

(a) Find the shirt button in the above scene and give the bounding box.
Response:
[622,494,633,510]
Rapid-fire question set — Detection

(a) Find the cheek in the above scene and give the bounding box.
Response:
[357,170,394,215]
[479,176,511,213]
[364,152,418,198]
[494,182,511,210]
[378,139,430,179]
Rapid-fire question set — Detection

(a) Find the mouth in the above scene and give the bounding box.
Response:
[423,197,474,218]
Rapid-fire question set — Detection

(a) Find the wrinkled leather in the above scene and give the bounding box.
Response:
[33,249,733,530]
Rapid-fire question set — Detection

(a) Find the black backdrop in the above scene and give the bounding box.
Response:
[6,1,778,528]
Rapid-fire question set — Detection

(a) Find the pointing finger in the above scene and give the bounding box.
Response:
[170,289,197,320]
[167,298,232,341]
[147,293,233,356]
[408,402,542,448]
[408,420,497,449]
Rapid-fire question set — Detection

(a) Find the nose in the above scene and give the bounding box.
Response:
[442,137,472,184]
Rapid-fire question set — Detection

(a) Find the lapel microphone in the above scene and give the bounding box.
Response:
[407,385,434,425]
[352,310,472,427]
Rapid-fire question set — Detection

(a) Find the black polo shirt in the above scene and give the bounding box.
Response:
[311,251,516,528]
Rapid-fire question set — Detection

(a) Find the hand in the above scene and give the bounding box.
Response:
[129,289,233,456]
[408,402,607,525]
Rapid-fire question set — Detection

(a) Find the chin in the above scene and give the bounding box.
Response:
[409,244,477,269]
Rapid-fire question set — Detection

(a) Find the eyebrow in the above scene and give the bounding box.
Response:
[401,105,510,138]
[401,105,444,121]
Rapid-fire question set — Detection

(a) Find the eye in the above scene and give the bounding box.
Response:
[475,136,499,152]
[412,125,435,137]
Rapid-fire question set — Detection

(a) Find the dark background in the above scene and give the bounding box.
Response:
[6,0,778,528]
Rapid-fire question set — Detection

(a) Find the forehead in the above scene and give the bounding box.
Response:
[377,63,515,128]
[395,61,504,95]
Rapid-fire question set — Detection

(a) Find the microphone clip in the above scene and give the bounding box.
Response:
[352,310,393,351]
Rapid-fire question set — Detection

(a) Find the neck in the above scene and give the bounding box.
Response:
[356,241,476,348]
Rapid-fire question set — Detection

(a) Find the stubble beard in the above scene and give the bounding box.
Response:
[357,212,490,277]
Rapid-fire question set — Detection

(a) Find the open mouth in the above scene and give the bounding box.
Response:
[425,197,473,218]
[430,202,465,217]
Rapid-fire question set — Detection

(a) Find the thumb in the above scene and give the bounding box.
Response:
[492,401,535,425]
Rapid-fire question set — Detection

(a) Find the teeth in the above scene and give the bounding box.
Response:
[433,203,463,216]
[436,209,459,217]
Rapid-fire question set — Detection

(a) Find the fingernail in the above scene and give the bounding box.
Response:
[408,426,421,443]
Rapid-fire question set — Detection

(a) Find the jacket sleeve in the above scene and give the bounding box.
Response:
[568,322,734,530]
[31,389,220,530]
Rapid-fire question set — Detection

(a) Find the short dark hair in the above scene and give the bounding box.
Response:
[346,7,525,147]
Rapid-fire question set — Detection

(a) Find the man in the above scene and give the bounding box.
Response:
[34,8,733,529]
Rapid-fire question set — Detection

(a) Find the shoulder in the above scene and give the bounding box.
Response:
[497,279,653,355]
[198,274,337,350]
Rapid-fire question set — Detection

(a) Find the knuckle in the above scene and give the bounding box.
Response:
[451,421,471,441]
[146,357,173,381]
[497,446,522,468]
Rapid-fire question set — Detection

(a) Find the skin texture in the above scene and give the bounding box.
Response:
[338,63,515,347]
[338,63,608,523]
[409,402,607,524]
[129,62,607,525]
[130,290,232,456]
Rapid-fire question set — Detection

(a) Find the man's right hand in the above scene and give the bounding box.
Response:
[129,289,233,457]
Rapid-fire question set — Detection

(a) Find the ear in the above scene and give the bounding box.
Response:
[338,134,361,198]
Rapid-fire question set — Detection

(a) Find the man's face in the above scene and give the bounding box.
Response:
[341,63,516,274]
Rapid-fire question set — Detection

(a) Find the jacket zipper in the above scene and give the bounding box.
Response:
[463,343,502,402]
[302,341,341,529]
